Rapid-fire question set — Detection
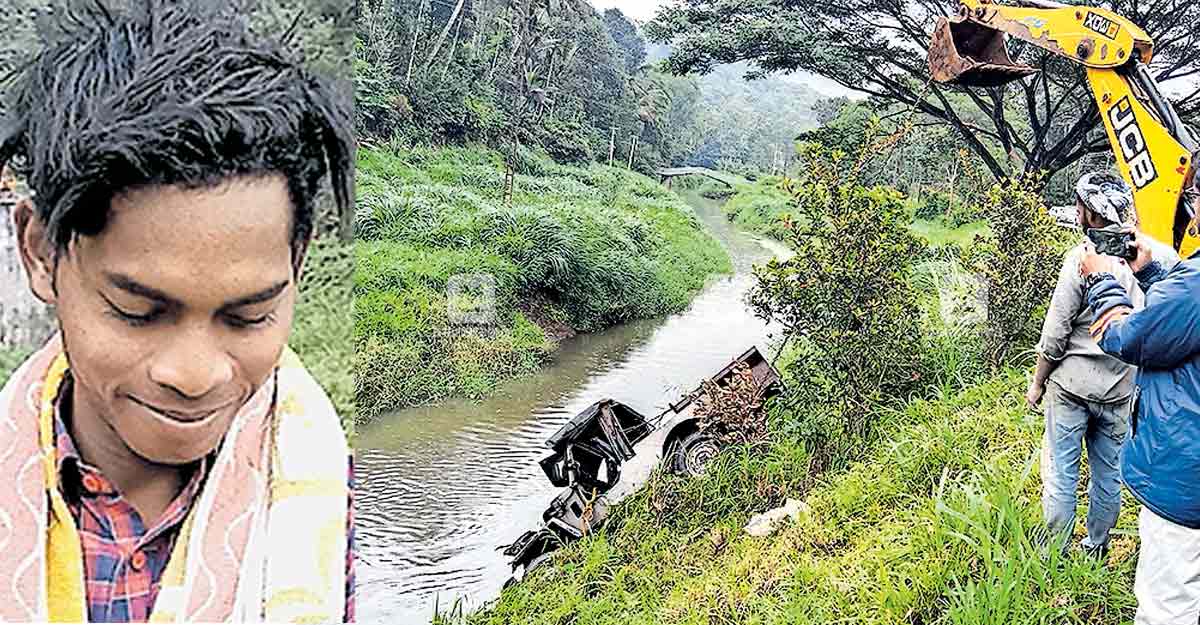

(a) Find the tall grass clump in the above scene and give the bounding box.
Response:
[354,144,731,419]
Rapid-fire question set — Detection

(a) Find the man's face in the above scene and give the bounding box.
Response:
[20,175,299,465]
[1075,200,1091,231]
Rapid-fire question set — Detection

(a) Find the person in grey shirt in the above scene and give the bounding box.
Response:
[1026,172,1157,559]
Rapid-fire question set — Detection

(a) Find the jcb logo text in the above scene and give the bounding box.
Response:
[1109,97,1157,189]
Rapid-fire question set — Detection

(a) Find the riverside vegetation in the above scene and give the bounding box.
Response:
[438,151,1143,624]
[354,144,731,420]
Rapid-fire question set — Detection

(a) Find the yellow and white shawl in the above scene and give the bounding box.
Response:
[0,335,349,622]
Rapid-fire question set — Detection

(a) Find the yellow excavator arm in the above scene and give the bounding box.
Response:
[929,0,1200,256]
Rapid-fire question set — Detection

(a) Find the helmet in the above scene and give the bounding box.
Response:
[1075,172,1134,226]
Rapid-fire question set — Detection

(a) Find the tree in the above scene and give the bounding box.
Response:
[602,8,646,73]
[646,0,1200,184]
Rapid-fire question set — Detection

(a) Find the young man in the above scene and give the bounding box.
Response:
[1081,167,1200,624]
[1026,172,1142,559]
[0,2,354,622]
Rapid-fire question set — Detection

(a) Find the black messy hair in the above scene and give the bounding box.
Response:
[0,0,352,257]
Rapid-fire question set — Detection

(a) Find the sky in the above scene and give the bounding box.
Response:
[587,0,862,99]
[588,0,662,22]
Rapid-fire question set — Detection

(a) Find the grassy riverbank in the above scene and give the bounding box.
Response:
[460,368,1138,624]
[355,145,732,420]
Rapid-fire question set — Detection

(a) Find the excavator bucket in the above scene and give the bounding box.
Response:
[928,17,1039,87]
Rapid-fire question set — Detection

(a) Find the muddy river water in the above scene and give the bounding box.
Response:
[355,191,787,623]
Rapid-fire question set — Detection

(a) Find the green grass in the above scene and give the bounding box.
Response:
[291,238,356,434]
[354,144,732,419]
[912,218,991,249]
[722,176,795,241]
[446,244,1138,624]
[457,368,1138,624]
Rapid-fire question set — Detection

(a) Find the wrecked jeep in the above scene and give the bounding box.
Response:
[503,346,783,584]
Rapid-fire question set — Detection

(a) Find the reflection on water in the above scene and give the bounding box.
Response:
[356,191,784,623]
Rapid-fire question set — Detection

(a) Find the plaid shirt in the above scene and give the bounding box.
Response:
[54,387,356,622]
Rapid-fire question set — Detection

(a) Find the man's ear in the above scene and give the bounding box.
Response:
[13,199,58,305]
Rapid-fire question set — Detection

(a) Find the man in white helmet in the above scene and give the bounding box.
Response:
[1026,172,1148,560]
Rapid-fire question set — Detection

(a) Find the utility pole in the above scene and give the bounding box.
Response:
[627,134,638,169]
[608,128,616,167]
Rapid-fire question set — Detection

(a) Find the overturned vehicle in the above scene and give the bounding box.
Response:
[503,346,783,584]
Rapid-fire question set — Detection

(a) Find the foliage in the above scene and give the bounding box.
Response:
[685,63,820,174]
[947,199,982,229]
[691,363,770,448]
[967,175,1074,368]
[356,2,823,176]
[647,0,1200,183]
[911,218,990,251]
[355,0,705,173]
[747,147,925,454]
[353,144,731,418]
[917,189,956,221]
[800,97,993,206]
[602,8,645,73]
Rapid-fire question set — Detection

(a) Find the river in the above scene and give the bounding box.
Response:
[355,190,787,623]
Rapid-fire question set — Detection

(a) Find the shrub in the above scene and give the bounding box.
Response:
[947,199,981,228]
[748,165,924,456]
[916,188,954,220]
[967,175,1073,368]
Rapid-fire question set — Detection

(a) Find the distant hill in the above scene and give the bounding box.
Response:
[643,36,827,172]
[686,62,822,172]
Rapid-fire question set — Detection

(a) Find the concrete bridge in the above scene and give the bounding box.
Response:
[655,167,743,189]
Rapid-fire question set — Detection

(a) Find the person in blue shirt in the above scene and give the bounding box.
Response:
[1080,167,1200,625]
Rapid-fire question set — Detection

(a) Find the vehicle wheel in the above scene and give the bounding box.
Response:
[671,430,720,477]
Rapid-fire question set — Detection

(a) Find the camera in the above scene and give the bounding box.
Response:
[1086,227,1137,261]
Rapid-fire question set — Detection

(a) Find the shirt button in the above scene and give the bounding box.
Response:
[80,474,102,493]
[130,551,147,571]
